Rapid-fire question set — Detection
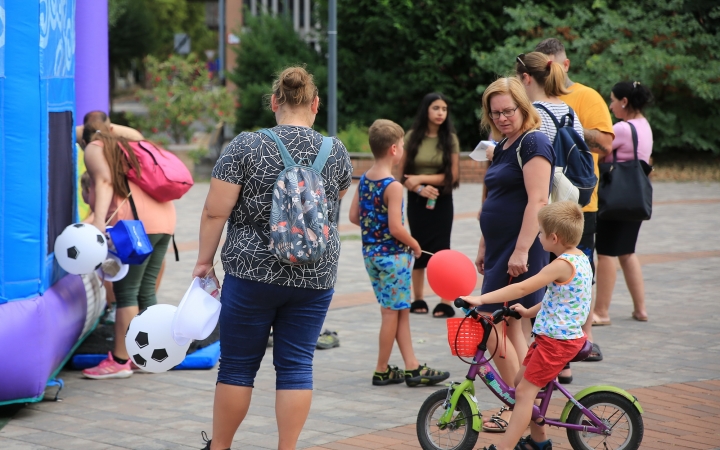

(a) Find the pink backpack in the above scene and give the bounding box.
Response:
[120,141,194,202]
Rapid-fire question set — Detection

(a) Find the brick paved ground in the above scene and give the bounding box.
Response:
[303,380,720,450]
[1,181,719,449]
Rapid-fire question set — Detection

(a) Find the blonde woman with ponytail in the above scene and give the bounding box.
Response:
[516,52,586,144]
[515,52,589,389]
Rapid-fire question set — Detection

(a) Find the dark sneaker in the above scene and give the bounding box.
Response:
[404,363,450,387]
[316,329,340,349]
[201,431,230,450]
[372,365,405,386]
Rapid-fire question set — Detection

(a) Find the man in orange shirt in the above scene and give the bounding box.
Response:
[535,38,614,380]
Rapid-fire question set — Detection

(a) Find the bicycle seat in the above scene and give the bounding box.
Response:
[569,340,593,362]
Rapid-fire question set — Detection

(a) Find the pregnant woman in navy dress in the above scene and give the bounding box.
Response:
[476,77,554,431]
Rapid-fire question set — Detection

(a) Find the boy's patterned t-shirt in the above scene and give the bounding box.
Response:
[357,175,410,257]
[533,253,592,340]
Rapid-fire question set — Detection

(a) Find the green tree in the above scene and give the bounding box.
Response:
[142,0,217,58]
[315,0,523,149]
[473,0,720,154]
[229,13,328,133]
[109,0,217,85]
[109,0,156,74]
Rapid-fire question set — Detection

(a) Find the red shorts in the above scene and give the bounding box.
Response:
[523,334,587,387]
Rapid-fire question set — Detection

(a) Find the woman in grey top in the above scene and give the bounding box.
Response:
[193,67,352,450]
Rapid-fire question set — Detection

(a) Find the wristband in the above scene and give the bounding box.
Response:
[416,185,425,194]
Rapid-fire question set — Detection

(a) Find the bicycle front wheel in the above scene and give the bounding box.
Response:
[417,388,479,450]
[566,392,643,450]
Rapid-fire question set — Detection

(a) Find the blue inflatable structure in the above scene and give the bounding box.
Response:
[0,0,105,405]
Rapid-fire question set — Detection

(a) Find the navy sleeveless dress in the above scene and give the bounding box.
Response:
[477,131,554,312]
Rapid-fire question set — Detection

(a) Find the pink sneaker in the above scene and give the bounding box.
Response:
[82,352,133,379]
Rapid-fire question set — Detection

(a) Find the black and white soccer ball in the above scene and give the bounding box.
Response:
[125,304,191,373]
[54,223,108,274]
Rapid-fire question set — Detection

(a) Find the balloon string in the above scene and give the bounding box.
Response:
[105,192,133,226]
[204,260,220,278]
[421,250,435,256]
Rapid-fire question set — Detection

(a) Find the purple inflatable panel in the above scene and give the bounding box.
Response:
[0,275,87,403]
[74,0,109,125]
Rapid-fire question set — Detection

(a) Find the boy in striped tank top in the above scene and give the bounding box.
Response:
[349,119,449,388]
[462,201,591,450]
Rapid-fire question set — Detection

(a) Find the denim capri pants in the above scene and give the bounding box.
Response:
[217,274,334,390]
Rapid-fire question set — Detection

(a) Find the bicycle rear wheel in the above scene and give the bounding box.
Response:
[566,392,643,450]
[416,388,478,450]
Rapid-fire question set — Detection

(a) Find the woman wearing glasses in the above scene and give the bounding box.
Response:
[475,77,554,432]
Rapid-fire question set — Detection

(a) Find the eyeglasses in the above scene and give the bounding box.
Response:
[516,53,527,68]
[489,106,519,120]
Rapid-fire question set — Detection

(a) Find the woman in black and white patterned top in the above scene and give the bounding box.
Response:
[193,67,352,450]
[516,52,585,142]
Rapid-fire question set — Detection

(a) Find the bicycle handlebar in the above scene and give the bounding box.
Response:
[453,298,522,323]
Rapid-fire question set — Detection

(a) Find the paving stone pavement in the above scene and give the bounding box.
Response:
[1,181,719,449]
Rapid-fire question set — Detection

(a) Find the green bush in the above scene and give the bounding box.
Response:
[230,13,327,133]
[337,123,371,153]
[130,54,234,144]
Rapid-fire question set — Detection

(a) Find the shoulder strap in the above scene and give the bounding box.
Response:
[565,106,576,127]
[626,122,639,162]
[312,136,334,172]
[259,129,296,168]
[515,130,538,168]
[124,178,140,221]
[533,103,562,129]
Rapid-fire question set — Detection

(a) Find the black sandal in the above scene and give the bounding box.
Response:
[483,405,510,433]
[432,302,455,318]
[410,299,429,314]
[558,363,572,384]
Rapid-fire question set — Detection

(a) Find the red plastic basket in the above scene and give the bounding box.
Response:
[446,317,484,357]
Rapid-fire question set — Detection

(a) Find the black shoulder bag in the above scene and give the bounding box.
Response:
[597,122,653,221]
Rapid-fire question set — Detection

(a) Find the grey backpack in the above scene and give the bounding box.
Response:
[243,129,333,265]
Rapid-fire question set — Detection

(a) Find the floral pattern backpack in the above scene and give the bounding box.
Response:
[243,128,333,265]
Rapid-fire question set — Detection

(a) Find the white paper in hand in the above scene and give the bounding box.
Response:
[469,141,494,162]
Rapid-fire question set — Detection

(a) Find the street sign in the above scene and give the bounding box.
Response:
[174,33,191,54]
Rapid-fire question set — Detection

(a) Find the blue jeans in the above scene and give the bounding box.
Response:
[217,275,334,390]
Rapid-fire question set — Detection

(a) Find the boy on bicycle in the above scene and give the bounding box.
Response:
[349,119,450,387]
[462,201,592,450]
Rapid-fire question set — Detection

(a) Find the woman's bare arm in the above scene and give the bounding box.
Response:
[508,156,551,277]
[83,143,114,232]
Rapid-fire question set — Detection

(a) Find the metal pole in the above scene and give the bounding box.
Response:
[219,0,226,84]
[328,0,337,136]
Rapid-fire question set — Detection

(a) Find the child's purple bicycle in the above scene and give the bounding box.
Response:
[416,299,644,450]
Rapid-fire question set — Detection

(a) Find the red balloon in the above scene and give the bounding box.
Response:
[427,250,478,300]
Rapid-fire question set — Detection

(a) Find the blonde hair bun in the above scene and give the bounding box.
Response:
[272,66,318,107]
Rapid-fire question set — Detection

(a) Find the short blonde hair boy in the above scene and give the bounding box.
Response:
[368,119,404,157]
[538,201,584,246]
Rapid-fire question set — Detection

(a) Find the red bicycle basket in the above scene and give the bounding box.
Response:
[446,317,484,357]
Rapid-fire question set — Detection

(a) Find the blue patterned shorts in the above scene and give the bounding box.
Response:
[363,253,413,310]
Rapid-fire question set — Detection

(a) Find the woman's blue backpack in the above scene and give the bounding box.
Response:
[242,129,333,265]
[534,104,597,206]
